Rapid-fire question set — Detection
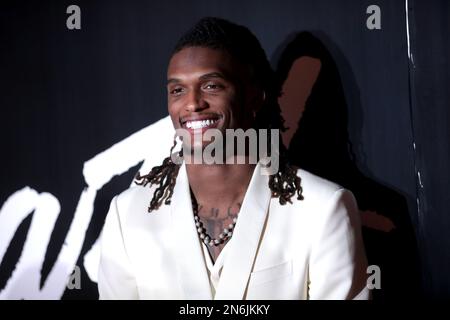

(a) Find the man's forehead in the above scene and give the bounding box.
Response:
[167,47,247,81]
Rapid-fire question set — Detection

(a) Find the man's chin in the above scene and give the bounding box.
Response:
[181,141,225,165]
[182,141,218,153]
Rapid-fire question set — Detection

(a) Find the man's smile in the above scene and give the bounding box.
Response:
[180,114,222,131]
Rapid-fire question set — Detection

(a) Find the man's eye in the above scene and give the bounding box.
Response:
[170,87,184,95]
[203,83,223,90]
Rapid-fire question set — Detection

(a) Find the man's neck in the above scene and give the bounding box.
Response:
[186,162,256,209]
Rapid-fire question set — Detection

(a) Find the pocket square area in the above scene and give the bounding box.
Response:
[249,260,293,286]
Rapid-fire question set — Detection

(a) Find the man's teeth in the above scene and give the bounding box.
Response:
[185,119,218,129]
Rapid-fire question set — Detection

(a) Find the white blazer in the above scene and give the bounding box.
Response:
[98,162,369,300]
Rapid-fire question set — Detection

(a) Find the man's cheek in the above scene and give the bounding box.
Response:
[168,112,179,129]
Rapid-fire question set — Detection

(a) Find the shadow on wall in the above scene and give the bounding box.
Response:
[273,31,422,300]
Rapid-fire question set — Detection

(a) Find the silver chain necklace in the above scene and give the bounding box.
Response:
[191,197,238,247]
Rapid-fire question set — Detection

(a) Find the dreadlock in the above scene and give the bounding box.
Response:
[135,17,303,212]
[135,138,181,210]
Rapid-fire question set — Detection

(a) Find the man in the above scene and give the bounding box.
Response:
[98,17,369,300]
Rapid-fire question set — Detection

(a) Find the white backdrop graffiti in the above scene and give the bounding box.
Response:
[0,116,173,299]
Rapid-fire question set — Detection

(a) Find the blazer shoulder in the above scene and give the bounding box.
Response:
[114,184,157,220]
[296,168,344,200]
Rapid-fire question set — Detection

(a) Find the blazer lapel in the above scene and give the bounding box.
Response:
[214,163,272,300]
[171,163,213,299]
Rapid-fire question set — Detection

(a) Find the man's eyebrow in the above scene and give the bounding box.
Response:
[167,78,181,85]
[167,72,229,85]
[198,72,228,81]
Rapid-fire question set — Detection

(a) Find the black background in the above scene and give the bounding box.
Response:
[0,0,449,299]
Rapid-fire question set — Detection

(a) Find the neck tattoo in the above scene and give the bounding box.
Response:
[191,196,238,247]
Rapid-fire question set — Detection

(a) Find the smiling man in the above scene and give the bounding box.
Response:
[98,17,369,300]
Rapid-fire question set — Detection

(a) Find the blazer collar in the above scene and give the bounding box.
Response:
[214,162,271,299]
[171,162,271,300]
[171,163,212,299]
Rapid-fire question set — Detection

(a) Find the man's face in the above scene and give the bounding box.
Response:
[167,46,258,149]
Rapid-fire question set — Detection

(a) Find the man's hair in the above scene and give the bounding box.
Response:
[136,17,303,212]
[173,17,283,132]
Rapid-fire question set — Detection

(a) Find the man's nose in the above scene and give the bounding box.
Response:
[185,89,207,112]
